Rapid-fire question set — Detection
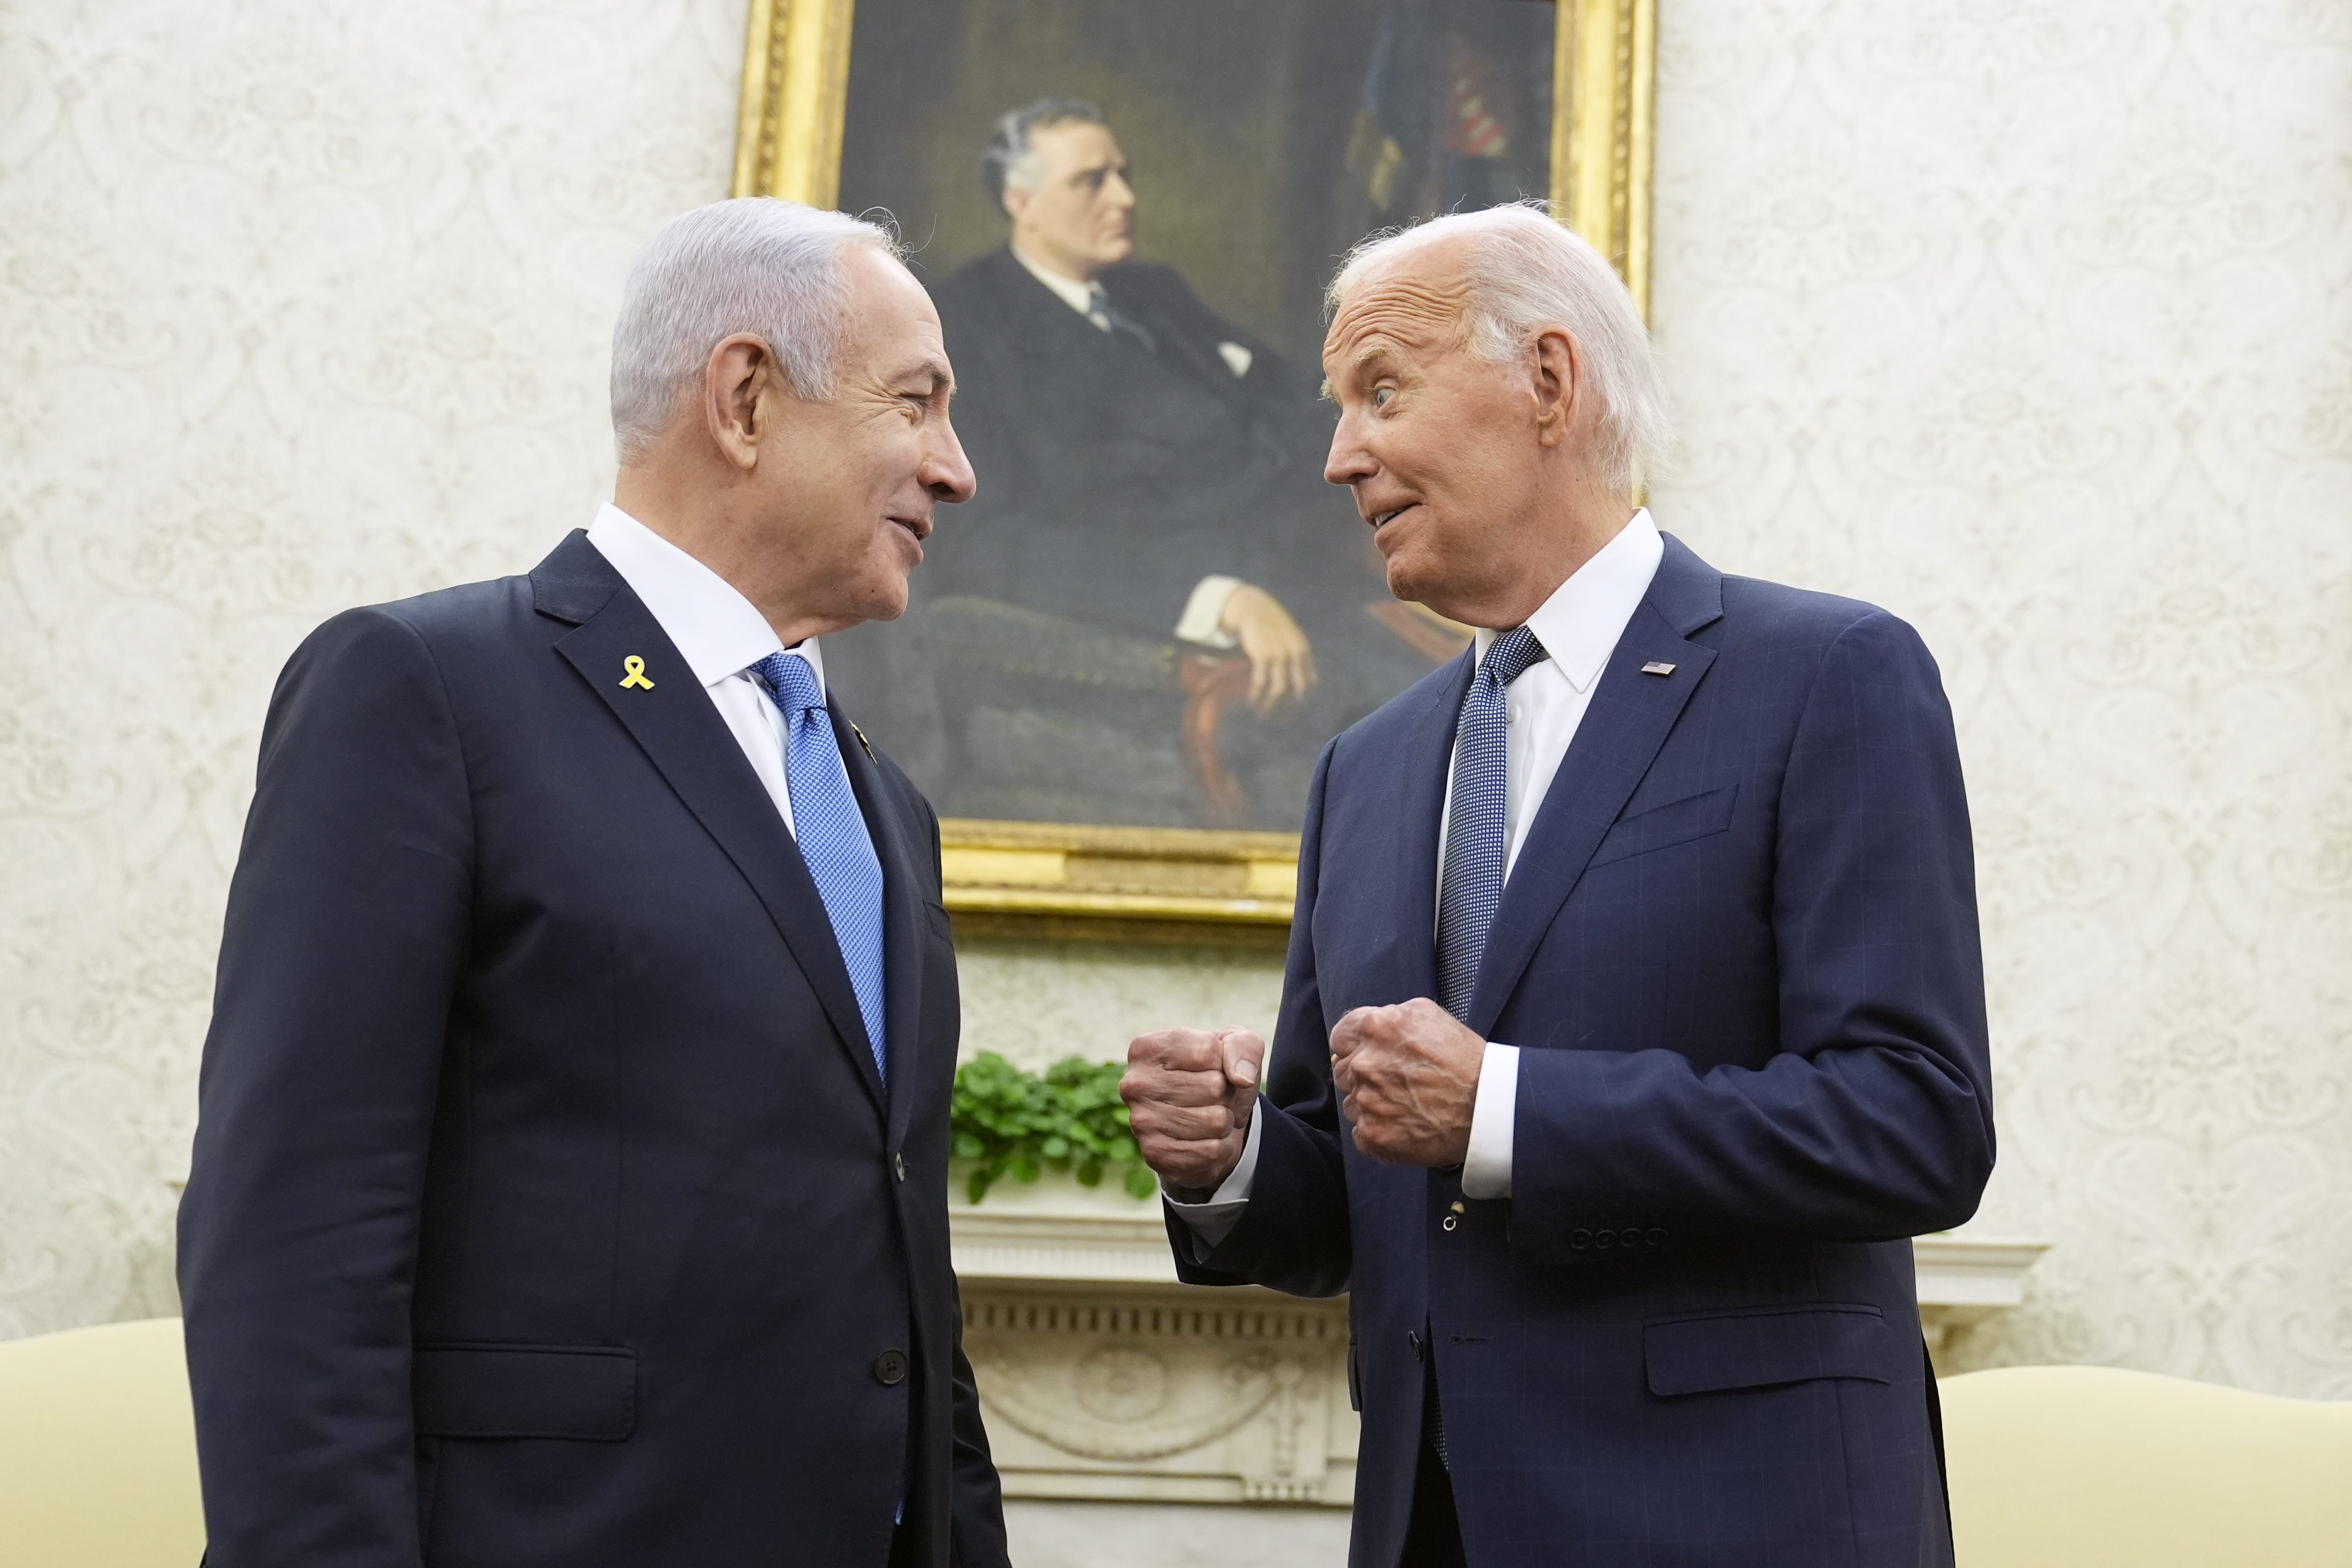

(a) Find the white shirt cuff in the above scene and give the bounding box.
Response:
[1163,1104,1264,1254]
[1174,575,1244,648]
[1460,1042,1519,1200]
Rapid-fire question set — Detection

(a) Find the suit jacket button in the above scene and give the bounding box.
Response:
[1646,1227,1670,1247]
[1594,1229,1616,1250]
[873,1350,909,1386]
[1408,1330,1425,1363]
[1621,1228,1646,1249]
[1569,1229,1593,1251]
[894,1153,907,1182]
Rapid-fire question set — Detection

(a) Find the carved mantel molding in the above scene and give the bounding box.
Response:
[962,1280,1354,1506]
[951,1180,2045,1505]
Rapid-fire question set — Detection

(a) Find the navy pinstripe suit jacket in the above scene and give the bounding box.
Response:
[1176,534,1994,1568]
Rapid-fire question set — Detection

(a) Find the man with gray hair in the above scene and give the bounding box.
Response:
[179,197,1011,1567]
[874,97,1435,830]
[1122,203,1993,1565]
[936,96,1318,704]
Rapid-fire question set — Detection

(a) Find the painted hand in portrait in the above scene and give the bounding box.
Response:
[822,0,1557,830]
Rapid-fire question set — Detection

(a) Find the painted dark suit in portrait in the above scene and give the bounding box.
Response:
[824,3,1559,831]
[918,254,1438,829]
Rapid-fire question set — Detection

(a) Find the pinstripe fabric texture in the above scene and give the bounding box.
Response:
[751,651,887,1082]
[1437,627,1550,1021]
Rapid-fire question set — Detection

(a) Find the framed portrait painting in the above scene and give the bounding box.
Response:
[735,0,1655,937]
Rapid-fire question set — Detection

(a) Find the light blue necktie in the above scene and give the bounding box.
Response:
[1435,627,1550,1022]
[750,652,887,1083]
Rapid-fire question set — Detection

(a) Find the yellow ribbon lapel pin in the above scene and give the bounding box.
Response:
[618,656,656,691]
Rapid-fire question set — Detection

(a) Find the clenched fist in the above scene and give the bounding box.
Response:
[1330,999,1485,1165]
[1120,1027,1265,1200]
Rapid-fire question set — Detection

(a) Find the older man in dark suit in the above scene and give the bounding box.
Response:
[889,98,1436,828]
[178,200,1008,1568]
[1122,204,1995,1566]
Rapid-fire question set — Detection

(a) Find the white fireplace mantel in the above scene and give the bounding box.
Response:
[949,1176,2047,1506]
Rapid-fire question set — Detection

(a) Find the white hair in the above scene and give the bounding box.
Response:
[1327,202,1672,491]
[609,198,902,464]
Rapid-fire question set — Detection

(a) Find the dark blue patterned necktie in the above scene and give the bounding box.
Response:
[750,652,887,1083]
[1435,626,1550,1021]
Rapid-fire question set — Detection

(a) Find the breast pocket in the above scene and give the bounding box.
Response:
[1588,782,1739,871]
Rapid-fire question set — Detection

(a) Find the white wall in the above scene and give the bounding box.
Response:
[1647,0,2352,1395]
[2,0,2348,1404]
[0,0,749,1335]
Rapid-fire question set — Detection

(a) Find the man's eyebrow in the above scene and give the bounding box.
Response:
[896,357,953,393]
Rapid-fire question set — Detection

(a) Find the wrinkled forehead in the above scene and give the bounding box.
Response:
[841,245,948,364]
[1322,242,1476,374]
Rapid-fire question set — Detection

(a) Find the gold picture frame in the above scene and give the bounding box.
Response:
[734,0,1658,939]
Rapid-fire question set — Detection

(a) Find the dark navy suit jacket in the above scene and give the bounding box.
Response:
[178,533,1009,1567]
[1175,536,1994,1567]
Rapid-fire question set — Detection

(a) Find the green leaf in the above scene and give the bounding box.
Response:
[951,1053,1158,1206]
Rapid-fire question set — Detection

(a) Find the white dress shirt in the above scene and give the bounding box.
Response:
[585,503,818,836]
[1169,511,1666,1242]
[1009,243,1253,648]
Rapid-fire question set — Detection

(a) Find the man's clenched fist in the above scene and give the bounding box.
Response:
[1330,999,1485,1165]
[1120,1027,1265,1201]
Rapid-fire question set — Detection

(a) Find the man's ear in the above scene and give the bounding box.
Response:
[704,333,778,472]
[1001,185,1030,224]
[1530,326,1583,450]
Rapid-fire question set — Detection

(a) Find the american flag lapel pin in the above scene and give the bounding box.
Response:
[1641,661,1677,677]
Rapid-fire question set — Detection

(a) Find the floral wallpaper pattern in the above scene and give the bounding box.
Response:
[3,0,2348,1403]
[0,0,748,1335]
[1648,0,2352,1395]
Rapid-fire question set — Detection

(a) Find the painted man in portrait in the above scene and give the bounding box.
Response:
[902,97,1448,829]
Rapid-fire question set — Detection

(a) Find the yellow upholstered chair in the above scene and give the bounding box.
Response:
[1941,1364,2352,1567]
[0,1316,206,1566]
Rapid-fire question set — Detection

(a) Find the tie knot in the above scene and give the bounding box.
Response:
[1481,626,1548,688]
[751,651,824,717]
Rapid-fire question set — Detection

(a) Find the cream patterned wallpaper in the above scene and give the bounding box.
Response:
[0,0,751,1336]
[2,0,2348,1407]
[1647,0,2352,1396]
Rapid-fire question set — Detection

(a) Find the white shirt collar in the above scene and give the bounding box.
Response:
[1473,508,1665,693]
[584,503,824,693]
[1010,243,1102,318]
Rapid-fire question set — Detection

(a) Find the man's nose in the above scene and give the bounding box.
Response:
[1106,170,1136,210]
[1324,414,1374,489]
[925,415,978,505]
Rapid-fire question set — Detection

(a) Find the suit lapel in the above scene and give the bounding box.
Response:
[1389,652,1476,1000]
[1466,540,1724,1035]
[545,557,888,1121]
[830,704,928,1148]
